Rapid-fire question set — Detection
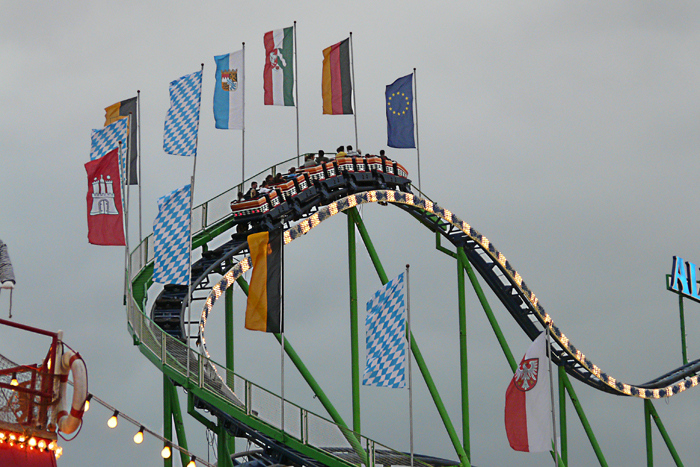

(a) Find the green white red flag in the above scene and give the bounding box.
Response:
[263,27,295,106]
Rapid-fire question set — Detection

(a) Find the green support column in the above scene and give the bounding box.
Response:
[558,366,568,466]
[225,266,236,454]
[646,399,684,466]
[645,399,653,467]
[679,296,688,365]
[456,247,470,460]
[218,417,233,467]
[168,383,190,467]
[561,373,608,467]
[347,212,361,435]
[163,375,173,467]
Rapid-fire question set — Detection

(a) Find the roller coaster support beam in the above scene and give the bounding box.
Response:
[456,247,470,461]
[167,381,191,467]
[645,399,653,466]
[218,417,234,467]
[350,208,470,467]
[237,275,368,462]
[163,375,173,467]
[559,366,568,466]
[561,372,608,466]
[347,212,362,435]
[455,248,517,372]
[678,295,688,365]
[226,261,236,454]
[645,399,684,466]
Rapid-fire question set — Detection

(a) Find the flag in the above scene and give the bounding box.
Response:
[505,332,552,452]
[163,70,203,157]
[104,96,138,184]
[90,118,127,161]
[85,148,125,246]
[386,74,416,148]
[153,184,192,285]
[363,272,406,388]
[245,230,283,333]
[322,38,353,115]
[263,27,294,106]
[214,50,245,129]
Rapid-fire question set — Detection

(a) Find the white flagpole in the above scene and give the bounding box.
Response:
[546,323,560,466]
[186,63,204,381]
[136,91,143,257]
[242,43,246,187]
[294,21,300,166]
[412,68,422,192]
[350,32,359,150]
[406,265,414,467]
[281,234,286,434]
[121,138,129,300]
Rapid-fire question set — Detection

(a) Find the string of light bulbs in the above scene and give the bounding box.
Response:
[82,390,215,467]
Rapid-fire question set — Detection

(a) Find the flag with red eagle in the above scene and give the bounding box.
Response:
[505,331,551,452]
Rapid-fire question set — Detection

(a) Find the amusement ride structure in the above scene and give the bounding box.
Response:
[121,153,697,467]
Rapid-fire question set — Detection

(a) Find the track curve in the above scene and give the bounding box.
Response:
[197,189,700,400]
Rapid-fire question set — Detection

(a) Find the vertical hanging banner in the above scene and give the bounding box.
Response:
[245,230,283,333]
[90,118,127,161]
[263,27,295,106]
[163,70,203,157]
[504,332,552,453]
[84,148,125,246]
[104,96,139,184]
[363,272,406,388]
[214,49,245,129]
[152,184,192,285]
[386,74,416,148]
[322,38,353,115]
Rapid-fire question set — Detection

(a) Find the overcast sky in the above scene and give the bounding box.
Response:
[3,1,700,466]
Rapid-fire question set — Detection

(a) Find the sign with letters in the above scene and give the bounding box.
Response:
[668,256,700,302]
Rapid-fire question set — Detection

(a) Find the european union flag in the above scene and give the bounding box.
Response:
[386,74,415,149]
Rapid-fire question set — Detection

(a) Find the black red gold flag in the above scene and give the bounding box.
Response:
[322,38,353,115]
[104,97,138,185]
[245,230,282,333]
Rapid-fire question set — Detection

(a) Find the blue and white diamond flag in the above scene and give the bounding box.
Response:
[90,118,127,161]
[363,272,407,388]
[153,184,192,285]
[164,70,203,157]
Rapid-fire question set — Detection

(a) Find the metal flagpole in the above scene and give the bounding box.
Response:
[242,43,246,187]
[186,63,204,381]
[294,21,300,166]
[137,91,143,258]
[406,265,414,467]
[281,233,286,434]
[120,138,129,300]
[124,117,133,307]
[546,322,560,466]
[350,32,359,150]
[413,68,422,191]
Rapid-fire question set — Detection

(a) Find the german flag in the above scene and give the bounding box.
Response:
[322,38,353,115]
[245,230,283,333]
[104,96,138,185]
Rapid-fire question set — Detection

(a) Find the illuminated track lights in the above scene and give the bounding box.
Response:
[133,426,144,444]
[107,410,119,429]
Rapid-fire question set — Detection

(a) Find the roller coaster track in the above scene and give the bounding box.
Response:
[127,156,700,467]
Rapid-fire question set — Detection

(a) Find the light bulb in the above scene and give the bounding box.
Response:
[55,446,63,459]
[10,373,18,386]
[107,411,119,429]
[48,441,57,451]
[38,439,46,450]
[161,445,171,459]
[84,394,93,412]
[133,427,144,444]
[28,437,36,447]
[187,457,196,467]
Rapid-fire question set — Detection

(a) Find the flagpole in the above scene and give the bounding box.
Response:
[242,43,246,187]
[186,63,204,381]
[120,139,128,301]
[281,231,286,435]
[124,117,133,305]
[137,91,143,259]
[294,21,300,166]
[349,32,359,150]
[413,68,422,191]
[546,322,560,466]
[406,265,414,467]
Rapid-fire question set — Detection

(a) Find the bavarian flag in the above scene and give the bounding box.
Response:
[104,97,138,185]
[245,230,283,333]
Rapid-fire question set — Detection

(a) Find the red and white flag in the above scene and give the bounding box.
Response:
[505,332,552,452]
[263,26,295,106]
[85,148,125,246]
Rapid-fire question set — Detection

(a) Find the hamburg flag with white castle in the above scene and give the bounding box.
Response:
[84,148,125,246]
[505,331,551,452]
[363,272,407,388]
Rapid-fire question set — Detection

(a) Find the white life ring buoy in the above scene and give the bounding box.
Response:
[56,349,87,435]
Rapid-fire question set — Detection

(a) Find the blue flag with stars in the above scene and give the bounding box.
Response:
[386,74,415,149]
[363,272,407,388]
[163,70,203,157]
[153,184,192,285]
